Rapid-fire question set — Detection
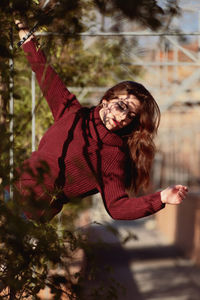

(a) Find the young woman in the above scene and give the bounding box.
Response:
[14,21,188,222]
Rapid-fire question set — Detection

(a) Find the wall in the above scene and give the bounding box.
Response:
[156,191,200,264]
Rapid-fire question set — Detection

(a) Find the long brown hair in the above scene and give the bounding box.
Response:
[100,81,160,193]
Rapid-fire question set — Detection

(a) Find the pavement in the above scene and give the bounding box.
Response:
[85,194,200,300]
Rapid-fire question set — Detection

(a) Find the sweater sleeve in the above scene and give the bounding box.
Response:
[22,39,81,121]
[99,152,165,220]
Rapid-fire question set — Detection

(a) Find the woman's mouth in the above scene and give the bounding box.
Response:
[112,119,121,127]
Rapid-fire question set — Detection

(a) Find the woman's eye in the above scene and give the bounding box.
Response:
[118,102,127,110]
[128,113,136,119]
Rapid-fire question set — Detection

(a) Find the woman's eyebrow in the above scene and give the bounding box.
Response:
[125,101,138,111]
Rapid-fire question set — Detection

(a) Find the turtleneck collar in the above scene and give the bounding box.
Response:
[89,106,124,147]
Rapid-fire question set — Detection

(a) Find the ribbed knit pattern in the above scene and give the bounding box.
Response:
[18,40,165,220]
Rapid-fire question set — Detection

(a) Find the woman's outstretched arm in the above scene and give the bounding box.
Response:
[99,152,188,220]
[15,20,81,121]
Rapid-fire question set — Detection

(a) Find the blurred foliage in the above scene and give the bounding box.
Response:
[94,0,180,30]
[0,192,135,299]
[0,0,180,298]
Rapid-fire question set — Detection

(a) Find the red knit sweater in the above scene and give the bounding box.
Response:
[18,39,164,220]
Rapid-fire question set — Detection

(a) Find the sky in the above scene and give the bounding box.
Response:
[165,0,200,32]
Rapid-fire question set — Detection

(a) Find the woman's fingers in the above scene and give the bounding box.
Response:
[177,190,186,200]
[175,185,189,202]
[175,185,188,191]
[161,185,189,205]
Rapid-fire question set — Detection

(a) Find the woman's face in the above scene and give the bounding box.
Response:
[99,95,141,131]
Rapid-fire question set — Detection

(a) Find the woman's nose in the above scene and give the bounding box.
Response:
[119,110,129,120]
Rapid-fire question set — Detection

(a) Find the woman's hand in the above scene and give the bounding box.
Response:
[160,185,188,205]
[15,20,34,44]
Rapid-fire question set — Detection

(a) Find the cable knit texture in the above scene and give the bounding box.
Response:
[17,39,165,220]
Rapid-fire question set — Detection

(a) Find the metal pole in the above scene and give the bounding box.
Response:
[164,39,169,92]
[9,60,14,198]
[35,31,200,37]
[161,39,165,91]
[198,11,200,61]
[173,40,178,84]
[158,40,162,101]
[9,28,14,199]
[31,71,36,152]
